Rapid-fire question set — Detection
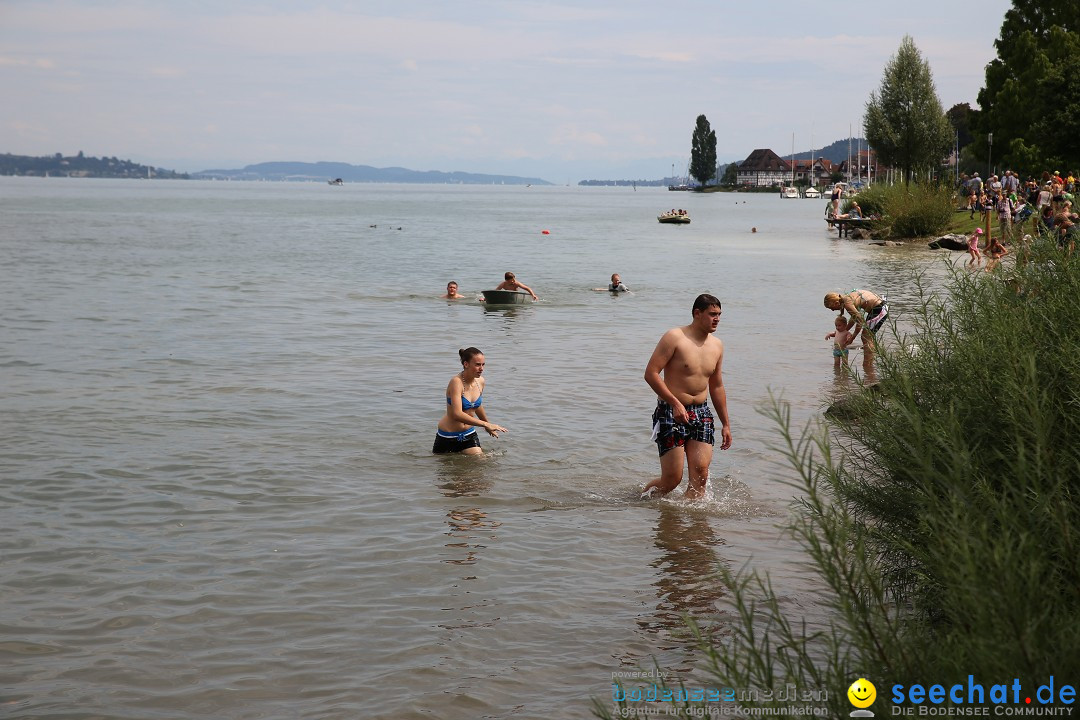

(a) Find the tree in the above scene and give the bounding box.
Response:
[721,162,739,186]
[689,115,717,186]
[945,103,974,151]
[864,36,953,185]
[974,2,1080,174]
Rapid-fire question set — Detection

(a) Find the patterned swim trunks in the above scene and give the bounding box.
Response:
[651,400,714,457]
[865,302,889,333]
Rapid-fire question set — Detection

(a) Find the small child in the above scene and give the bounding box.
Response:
[986,235,1008,271]
[825,316,859,369]
[967,227,984,268]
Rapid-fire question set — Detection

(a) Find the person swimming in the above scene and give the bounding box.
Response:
[442,281,464,299]
[593,273,630,292]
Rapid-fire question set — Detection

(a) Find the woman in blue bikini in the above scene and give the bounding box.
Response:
[433,347,508,454]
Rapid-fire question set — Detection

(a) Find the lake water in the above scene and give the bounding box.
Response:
[0,178,949,719]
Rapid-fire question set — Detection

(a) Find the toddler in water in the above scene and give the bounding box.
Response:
[825,316,859,369]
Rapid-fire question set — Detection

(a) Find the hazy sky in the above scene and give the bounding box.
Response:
[2,1,1012,182]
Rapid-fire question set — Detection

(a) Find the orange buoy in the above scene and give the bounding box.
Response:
[541,229,550,235]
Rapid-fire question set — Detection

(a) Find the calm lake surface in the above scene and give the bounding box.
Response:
[1,178,950,719]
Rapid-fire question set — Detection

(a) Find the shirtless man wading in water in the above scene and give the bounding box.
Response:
[640,294,733,500]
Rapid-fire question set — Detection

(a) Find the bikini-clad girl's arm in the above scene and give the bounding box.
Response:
[473,404,505,437]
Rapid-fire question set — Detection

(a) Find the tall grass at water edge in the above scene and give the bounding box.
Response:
[847,183,955,238]
[596,240,1080,718]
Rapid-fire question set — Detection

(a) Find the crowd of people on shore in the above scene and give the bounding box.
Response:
[959,169,1079,252]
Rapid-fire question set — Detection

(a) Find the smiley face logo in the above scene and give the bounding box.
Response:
[847,678,876,708]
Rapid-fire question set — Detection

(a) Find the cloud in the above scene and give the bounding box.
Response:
[630,50,693,63]
[0,56,56,69]
[148,66,186,79]
[549,125,609,148]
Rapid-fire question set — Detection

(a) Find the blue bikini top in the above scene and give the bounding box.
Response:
[447,393,483,410]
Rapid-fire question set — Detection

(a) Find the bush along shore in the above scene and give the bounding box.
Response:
[839,183,956,240]
[596,237,1080,718]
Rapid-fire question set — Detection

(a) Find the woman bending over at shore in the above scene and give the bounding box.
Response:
[433,347,508,454]
[824,289,888,371]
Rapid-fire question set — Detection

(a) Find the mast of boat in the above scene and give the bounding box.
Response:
[847,125,852,185]
[859,137,864,185]
[790,133,795,190]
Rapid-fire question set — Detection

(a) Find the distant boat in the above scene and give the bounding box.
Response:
[328,178,344,185]
[804,187,821,199]
[781,186,799,199]
[658,211,691,224]
[668,161,692,190]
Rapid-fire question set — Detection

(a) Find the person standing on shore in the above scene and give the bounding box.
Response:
[966,227,984,268]
[830,184,843,218]
[640,294,732,500]
[433,347,507,454]
[967,172,983,218]
[824,289,888,371]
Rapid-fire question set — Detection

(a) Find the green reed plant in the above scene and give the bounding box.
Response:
[595,240,1080,718]
[852,183,954,238]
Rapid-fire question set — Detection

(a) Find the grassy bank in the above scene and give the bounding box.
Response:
[596,238,1080,718]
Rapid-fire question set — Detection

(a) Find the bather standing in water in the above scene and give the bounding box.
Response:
[824,289,888,371]
[433,347,508,454]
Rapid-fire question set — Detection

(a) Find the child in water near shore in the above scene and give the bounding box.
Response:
[825,315,859,369]
[967,228,984,268]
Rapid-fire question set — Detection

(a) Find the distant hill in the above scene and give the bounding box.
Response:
[788,138,868,165]
[192,161,552,185]
[0,152,188,179]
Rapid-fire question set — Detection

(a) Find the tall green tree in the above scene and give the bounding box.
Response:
[945,102,974,151]
[720,162,739,186]
[974,2,1080,174]
[689,115,717,186]
[864,36,953,185]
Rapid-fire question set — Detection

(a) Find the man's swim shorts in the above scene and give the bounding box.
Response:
[651,400,714,457]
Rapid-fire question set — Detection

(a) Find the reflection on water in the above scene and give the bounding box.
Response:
[638,504,730,661]
[444,507,500,567]
[434,457,503,634]
[481,304,531,323]
[436,457,500,569]
[435,455,495,499]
